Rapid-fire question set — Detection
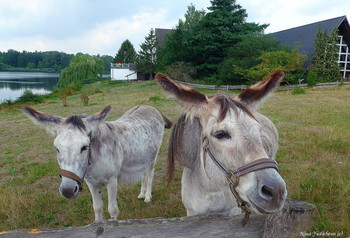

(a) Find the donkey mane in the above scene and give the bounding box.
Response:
[65,115,87,131]
[167,114,200,183]
[166,94,254,184]
[212,94,255,122]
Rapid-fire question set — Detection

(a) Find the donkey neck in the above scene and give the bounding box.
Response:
[89,122,118,162]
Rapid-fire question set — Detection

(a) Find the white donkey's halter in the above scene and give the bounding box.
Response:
[202,137,279,226]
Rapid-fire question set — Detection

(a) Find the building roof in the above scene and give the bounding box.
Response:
[271,16,350,67]
[154,16,350,69]
[155,28,173,47]
[128,63,137,71]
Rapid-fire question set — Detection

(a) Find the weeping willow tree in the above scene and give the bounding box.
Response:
[58,54,104,88]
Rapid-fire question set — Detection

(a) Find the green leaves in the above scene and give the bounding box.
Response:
[114,40,137,63]
[58,54,104,88]
[243,49,307,82]
[187,0,267,77]
[156,1,268,82]
[136,29,158,75]
[311,28,340,82]
[218,34,289,84]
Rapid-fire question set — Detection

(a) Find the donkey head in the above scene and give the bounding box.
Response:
[156,71,287,215]
[22,106,112,199]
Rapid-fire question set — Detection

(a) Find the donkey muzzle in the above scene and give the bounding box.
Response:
[58,169,84,199]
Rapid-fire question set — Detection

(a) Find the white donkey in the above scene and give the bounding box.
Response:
[23,105,172,221]
[156,70,287,226]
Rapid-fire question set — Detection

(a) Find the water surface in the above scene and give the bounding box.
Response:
[0,72,59,102]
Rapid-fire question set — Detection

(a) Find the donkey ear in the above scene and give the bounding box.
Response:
[155,73,208,113]
[86,105,112,125]
[22,106,63,135]
[238,69,284,109]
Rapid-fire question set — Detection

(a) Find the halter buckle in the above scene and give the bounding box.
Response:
[227,171,239,187]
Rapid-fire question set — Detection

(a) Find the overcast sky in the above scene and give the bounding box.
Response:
[1,0,349,56]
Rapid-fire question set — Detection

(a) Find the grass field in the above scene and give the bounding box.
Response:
[0,80,349,235]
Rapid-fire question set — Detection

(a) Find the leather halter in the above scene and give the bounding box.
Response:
[58,169,84,191]
[203,138,279,226]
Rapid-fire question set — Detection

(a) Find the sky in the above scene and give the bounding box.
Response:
[1,0,350,57]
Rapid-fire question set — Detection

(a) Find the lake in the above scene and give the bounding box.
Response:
[0,72,59,102]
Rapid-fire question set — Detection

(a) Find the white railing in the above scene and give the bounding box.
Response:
[111,63,129,68]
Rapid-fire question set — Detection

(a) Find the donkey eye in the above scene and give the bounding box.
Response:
[81,146,89,153]
[55,147,60,153]
[213,130,231,140]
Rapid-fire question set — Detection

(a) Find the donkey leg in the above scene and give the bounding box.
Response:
[144,166,155,203]
[137,173,147,200]
[86,182,103,221]
[106,178,119,219]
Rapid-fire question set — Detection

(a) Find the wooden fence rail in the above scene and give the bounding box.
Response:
[0,200,316,238]
[174,80,350,91]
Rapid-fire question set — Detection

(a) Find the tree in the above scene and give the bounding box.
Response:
[187,0,268,79]
[244,48,307,83]
[136,28,158,77]
[157,4,205,72]
[164,61,196,82]
[99,55,114,74]
[4,49,20,67]
[311,28,340,82]
[218,34,290,84]
[0,50,73,72]
[58,54,104,88]
[114,40,137,63]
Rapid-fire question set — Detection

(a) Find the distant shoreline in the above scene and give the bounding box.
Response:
[0,68,58,73]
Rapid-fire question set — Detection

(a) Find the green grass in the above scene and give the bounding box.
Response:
[0,81,349,235]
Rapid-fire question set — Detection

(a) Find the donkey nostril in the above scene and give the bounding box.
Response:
[74,186,78,194]
[261,185,274,199]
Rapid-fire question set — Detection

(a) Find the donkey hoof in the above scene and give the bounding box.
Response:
[138,193,145,200]
[144,197,151,203]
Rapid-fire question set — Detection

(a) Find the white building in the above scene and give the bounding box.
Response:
[110,63,138,81]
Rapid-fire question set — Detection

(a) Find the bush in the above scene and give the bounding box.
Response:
[1,99,15,105]
[80,88,94,106]
[56,90,69,106]
[288,73,304,85]
[292,87,306,95]
[203,74,222,86]
[307,70,318,87]
[80,96,89,106]
[16,90,44,104]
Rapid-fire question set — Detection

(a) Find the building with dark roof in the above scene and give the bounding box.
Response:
[155,16,350,79]
[272,16,350,79]
[155,28,173,47]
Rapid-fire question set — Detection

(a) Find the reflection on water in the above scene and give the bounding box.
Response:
[0,72,59,101]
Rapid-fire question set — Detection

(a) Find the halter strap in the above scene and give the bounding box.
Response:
[204,144,279,226]
[57,145,92,192]
[233,158,278,176]
[58,169,84,191]
[206,148,278,177]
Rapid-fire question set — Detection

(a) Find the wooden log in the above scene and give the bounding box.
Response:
[264,199,317,238]
[0,200,316,238]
